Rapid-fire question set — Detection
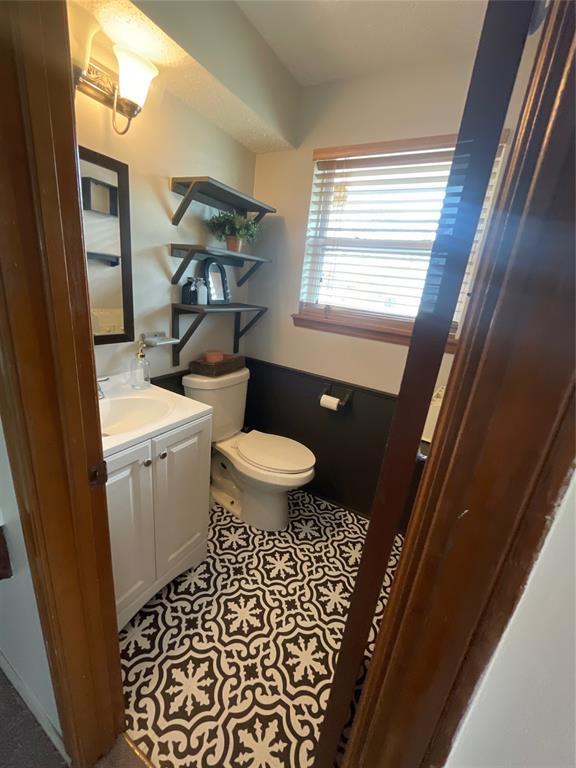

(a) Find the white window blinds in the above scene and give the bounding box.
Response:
[300,136,505,330]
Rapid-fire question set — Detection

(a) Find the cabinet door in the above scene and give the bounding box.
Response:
[152,417,211,579]
[106,441,155,624]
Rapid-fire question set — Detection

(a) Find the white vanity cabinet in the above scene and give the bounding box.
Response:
[106,441,155,623]
[105,415,212,629]
[153,419,211,581]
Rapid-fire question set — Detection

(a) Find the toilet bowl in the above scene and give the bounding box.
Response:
[182,369,315,531]
[211,431,315,530]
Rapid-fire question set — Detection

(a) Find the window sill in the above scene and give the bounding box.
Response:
[292,309,458,353]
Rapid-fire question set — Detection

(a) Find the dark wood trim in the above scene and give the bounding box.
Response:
[314,2,536,766]
[344,2,575,766]
[427,393,575,766]
[0,2,124,766]
[79,145,135,345]
[292,307,459,353]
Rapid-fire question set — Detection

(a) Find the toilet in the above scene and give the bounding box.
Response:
[182,368,315,531]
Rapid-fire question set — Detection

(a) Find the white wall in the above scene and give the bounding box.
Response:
[76,12,540,391]
[75,85,257,377]
[75,56,474,391]
[245,62,475,393]
[0,424,64,754]
[244,23,540,396]
[446,472,576,768]
[135,0,300,147]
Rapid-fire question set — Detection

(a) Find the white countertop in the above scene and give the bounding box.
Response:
[99,374,212,458]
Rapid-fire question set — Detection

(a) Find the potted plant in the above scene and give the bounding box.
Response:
[206,212,260,252]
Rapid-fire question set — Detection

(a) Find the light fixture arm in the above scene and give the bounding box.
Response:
[112,86,132,135]
[75,48,157,136]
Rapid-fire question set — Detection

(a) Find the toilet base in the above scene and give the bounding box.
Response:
[211,486,243,520]
[211,481,289,532]
[210,452,290,531]
[241,484,289,532]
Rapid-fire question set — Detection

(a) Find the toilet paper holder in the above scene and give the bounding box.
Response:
[319,384,352,410]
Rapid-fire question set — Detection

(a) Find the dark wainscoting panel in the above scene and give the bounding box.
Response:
[151,370,187,395]
[151,361,424,523]
[244,358,396,517]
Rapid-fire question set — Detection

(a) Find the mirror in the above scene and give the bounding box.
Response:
[204,259,230,304]
[79,146,134,343]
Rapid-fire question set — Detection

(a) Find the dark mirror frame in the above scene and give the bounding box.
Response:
[204,258,230,304]
[79,146,134,344]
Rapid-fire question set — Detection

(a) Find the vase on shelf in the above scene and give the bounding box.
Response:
[225,235,242,252]
[196,277,208,305]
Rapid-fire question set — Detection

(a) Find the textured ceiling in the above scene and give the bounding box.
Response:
[237,0,488,86]
[72,0,488,151]
[73,0,292,152]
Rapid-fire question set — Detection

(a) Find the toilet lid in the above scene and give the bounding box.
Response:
[238,431,315,474]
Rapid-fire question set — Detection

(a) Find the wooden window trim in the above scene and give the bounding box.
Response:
[313,129,509,162]
[293,303,459,352]
[302,130,510,348]
[312,133,458,161]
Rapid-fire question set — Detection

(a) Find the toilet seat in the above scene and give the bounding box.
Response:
[237,430,315,474]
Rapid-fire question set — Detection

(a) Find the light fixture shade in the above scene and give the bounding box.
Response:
[113,46,158,109]
[68,2,100,74]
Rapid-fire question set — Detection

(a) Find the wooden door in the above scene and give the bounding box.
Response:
[152,419,211,579]
[343,2,575,766]
[106,443,156,628]
[314,2,538,763]
[0,3,124,765]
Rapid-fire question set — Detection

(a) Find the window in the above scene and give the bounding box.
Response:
[293,135,505,349]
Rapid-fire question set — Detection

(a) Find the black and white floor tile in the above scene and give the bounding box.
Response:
[120,491,403,768]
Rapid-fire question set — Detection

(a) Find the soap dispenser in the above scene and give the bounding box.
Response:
[130,340,151,389]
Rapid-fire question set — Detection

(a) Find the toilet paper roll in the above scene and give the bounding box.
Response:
[320,393,340,411]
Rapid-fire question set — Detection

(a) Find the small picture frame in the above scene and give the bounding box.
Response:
[204,259,230,304]
[81,176,118,216]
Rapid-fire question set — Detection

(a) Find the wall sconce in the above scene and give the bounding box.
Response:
[76,46,158,136]
[68,2,100,76]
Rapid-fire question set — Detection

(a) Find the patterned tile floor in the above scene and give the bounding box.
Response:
[120,491,403,768]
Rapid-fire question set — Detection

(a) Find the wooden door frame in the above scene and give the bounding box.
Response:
[315,2,538,764]
[343,1,575,766]
[0,2,573,768]
[0,3,124,766]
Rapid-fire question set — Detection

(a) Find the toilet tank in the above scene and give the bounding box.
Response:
[182,367,250,442]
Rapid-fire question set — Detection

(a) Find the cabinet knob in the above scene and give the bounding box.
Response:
[142,459,152,467]
[159,451,168,460]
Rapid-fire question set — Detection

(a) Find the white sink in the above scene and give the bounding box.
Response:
[98,375,213,458]
[100,397,174,436]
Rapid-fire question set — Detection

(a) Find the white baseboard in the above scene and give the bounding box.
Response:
[0,649,69,763]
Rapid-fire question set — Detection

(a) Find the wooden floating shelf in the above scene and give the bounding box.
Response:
[167,177,274,357]
[170,244,270,286]
[171,303,267,365]
[87,251,120,267]
[170,176,276,226]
